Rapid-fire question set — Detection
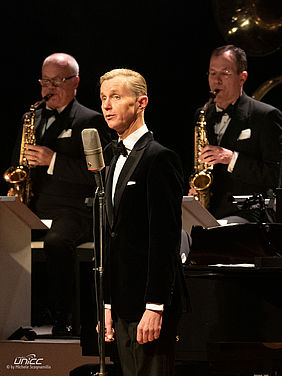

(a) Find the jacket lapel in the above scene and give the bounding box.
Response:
[34,109,43,134]
[105,155,118,229]
[113,147,145,215]
[35,99,76,146]
[105,132,153,229]
[219,93,249,149]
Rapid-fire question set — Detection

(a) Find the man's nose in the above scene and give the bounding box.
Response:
[213,73,223,84]
[103,98,112,109]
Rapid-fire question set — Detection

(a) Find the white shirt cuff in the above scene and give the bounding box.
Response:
[227,151,239,173]
[146,303,164,311]
[47,152,57,175]
[104,303,164,311]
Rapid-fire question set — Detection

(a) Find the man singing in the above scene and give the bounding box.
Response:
[100,68,185,376]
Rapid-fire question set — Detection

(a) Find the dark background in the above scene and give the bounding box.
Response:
[1,0,282,195]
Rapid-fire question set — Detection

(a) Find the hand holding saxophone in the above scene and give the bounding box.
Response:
[199,145,233,165]
[24,144,54,167]
[3,94,53,204]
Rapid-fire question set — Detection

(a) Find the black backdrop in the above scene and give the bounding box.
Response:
[1,0,282,195]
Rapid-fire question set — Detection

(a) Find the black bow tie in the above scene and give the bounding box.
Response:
[112,140,128,157]
[212,104,234,123]
[42,107,58,120]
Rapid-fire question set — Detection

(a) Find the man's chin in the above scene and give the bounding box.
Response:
[107,121,121,132]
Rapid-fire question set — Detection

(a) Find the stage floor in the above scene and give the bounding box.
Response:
[0,326,111,376]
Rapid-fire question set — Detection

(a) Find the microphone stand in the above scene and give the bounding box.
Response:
[93,171,107,376]
[276,158,282,223]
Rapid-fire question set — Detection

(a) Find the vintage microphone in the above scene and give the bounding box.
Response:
[81,128,105,188]
[81,128,107,376]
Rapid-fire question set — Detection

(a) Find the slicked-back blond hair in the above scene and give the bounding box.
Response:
[100,68,147,97]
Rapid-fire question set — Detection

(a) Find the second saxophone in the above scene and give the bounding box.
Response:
[189,90,218,209]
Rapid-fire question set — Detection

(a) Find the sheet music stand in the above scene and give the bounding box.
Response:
[181,196,219,234]
[0,196,47,339]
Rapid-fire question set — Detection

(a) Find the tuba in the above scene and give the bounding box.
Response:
[3,94,53,205]
[252,75,282,101]
[189,91,217,209]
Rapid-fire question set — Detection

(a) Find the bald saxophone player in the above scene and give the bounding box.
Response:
[9,53,111,336]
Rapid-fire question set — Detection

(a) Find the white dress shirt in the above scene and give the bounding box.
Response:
[45,105,67,175]
[112,124,149,203]
[214,105,238,173]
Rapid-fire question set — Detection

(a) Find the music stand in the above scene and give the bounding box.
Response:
[181,196,219,234]
[0,196,47,339]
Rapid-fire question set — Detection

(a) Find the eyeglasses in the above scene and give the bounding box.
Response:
[38,75,77,87]
[207,70,233,80]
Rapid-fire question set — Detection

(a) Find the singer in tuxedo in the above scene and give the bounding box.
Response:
[191,45,282,222]
[99,69,186,376]
[10,53,111,336]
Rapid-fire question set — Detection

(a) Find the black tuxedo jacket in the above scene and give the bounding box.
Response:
[104,131,185,321]
[204,92,282,219]
[12,99,111,217]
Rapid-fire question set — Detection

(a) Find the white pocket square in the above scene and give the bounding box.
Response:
[237,128,251,140]
[58,129,72,138]
[127,181,136,186]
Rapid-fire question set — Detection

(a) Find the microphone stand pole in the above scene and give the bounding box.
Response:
[94,171,107,376]
[276,158,282,223]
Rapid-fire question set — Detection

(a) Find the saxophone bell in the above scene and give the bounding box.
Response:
[3,165,27,184]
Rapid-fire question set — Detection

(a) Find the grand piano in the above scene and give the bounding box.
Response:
[79,221,282,376]
[175,221,282,375]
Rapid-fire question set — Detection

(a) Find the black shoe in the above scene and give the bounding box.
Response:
[51,323,73,337]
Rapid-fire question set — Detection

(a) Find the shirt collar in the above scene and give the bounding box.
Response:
[46,104,67,114]
[120,124,149,152]
[215,104,224,113]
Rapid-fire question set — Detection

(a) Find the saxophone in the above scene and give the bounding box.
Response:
[3,94,53,205]
[189,90,217,209]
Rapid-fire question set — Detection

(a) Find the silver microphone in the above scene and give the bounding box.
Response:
[81,128,105,172]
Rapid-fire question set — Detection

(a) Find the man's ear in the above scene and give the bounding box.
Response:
[137,95,148,111]
[240,71,248,85]
[75,76,80,88]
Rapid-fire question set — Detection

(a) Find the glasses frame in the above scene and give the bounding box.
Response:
[207,70,234,80]
[38,75,77,87]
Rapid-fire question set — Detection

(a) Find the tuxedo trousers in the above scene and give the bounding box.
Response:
[114,310,180,376]
[32,196,93,321]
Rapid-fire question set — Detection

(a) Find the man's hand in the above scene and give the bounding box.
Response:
[188,187,197,196]
[199,145,233,165]
[7,188,15,196]
[105,308,115,342]
[24,144,54,166]
[96,308,115,342]
[137,309,163,344]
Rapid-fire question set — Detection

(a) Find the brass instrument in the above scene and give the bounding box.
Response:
[189,91,217,209]
[252,75,282,101]
[3,94,53,205]
[212,0,282,57]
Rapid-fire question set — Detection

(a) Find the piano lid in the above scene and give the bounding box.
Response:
[188,222,282,265]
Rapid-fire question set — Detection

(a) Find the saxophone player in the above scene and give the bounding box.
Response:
[9,53,111,336]
[190,45,282,223]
